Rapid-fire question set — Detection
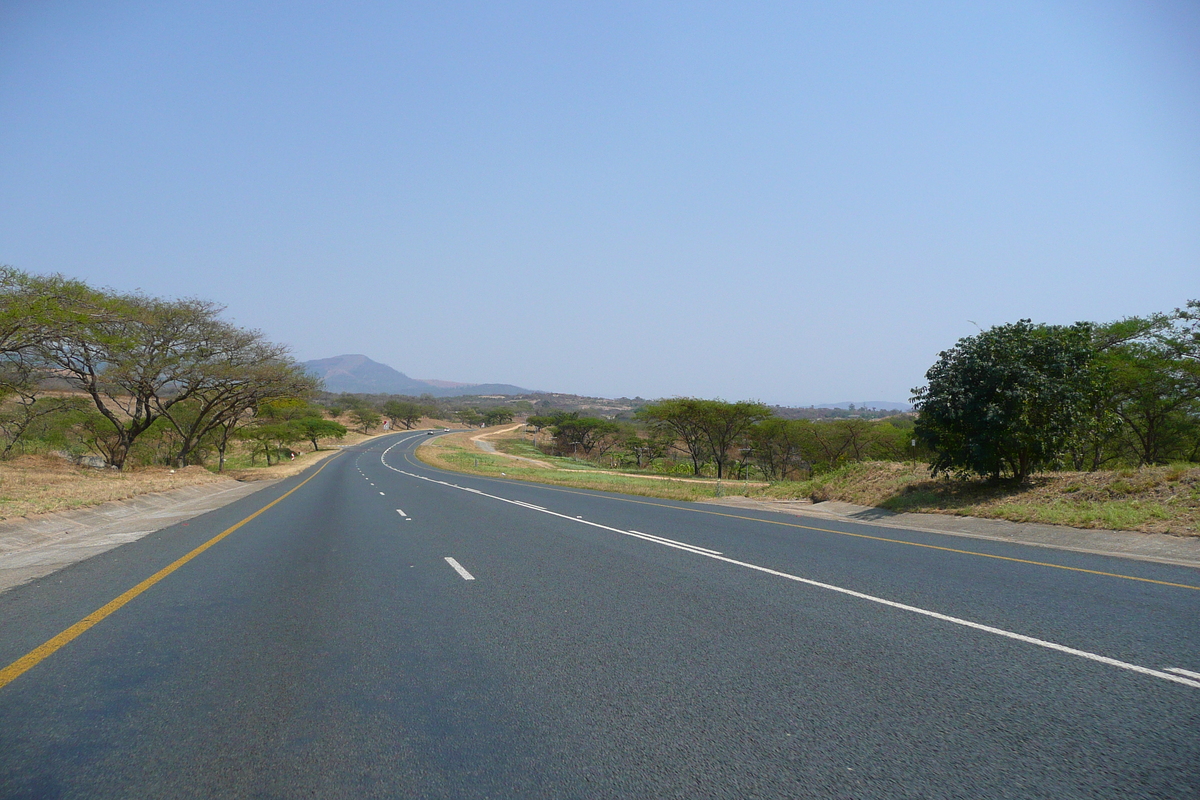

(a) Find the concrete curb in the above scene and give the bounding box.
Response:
[701,497,1200,569]
[0,478,277,594]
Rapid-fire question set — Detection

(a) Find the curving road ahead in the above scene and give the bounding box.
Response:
[1,431,1198,798]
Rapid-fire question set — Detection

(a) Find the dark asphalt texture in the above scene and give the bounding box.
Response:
[1,431,1198,798]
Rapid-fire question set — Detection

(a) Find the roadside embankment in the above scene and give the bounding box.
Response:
[0,478,273,593]
[417,426,766,501]
[779,461,1200,537]
[419,429,1200,539]
[0,429,405,593]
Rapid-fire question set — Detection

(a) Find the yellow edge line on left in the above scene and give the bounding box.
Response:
[0,453,341,691]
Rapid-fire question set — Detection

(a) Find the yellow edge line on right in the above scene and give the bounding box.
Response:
[404,448,1200,592]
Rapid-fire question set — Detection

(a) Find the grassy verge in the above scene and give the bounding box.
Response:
[422,428,1200,535]
[772,461,1199,536]
[417,428,759,502]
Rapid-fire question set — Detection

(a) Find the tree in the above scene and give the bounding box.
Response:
[157,336,318,467]
[482,408,514,426]
[912,320,1100,481]
[294,417,348,451]
[0,268,94,358]
[549,416,619,456]
[383,399,431,430]
[351,407,381,433]
[694,400,771,479]
[621,430,671,468]
[636,399,712,475]
[34,290,229,469]
[637,398,770,478]
[236,422,304,466]
[1094,303,1200,465]
[454,408,483,427]
[0,269,100,457]
[748,418,814,480]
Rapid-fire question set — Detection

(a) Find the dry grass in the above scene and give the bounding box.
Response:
[0,423,405,520]
[769,461,1200,536]
[0,455,230,520]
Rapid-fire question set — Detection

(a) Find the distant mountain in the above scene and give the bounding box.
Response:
[816,401,913,412]
[303,354,534,397]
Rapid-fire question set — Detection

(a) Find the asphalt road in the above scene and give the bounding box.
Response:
[1,431,1198,798]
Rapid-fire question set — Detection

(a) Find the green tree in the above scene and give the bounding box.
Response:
[638,398,770,478]
[157,339,318,467]
[482,408,515,426]
[236,422,305,466]
[636,399,712,475]
[748,418,815,480]
[294,417,348,451]
[549,416,619,456]
[351,407,382,433]
[620,430,671,468]
[913,320,1100,481]
[454,408,483,427]
[383,399,431,430]
[1094,303,1200,465]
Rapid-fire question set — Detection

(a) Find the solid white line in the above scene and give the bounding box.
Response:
[1166,667,1200,680]
[628,530,722,555]
[377,441,1199,691]
[444,557,475,581]
[396,509,406,517]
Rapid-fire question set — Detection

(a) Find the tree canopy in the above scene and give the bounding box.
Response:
[912,320,1100,481]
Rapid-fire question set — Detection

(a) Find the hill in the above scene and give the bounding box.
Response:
[303,354,534,397]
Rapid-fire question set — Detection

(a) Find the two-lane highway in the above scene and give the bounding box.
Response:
[2,431,1198,798]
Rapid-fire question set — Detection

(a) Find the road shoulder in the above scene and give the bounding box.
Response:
[702,496,1200,568]
[0,478,276,594]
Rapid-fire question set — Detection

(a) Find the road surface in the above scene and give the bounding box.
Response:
[2,432,1198,798]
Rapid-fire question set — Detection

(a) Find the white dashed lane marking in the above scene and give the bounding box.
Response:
[377,439,1200,692]
[444,557,475,581]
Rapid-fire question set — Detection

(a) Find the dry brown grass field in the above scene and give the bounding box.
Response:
[0,417,437,520]
[0,455,229,520]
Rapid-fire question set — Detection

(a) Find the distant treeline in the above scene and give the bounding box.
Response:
[526,401,918,480]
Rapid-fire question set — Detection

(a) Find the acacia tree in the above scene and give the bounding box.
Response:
[0,269,98,457]
[482,408,515,426]
[913,320,1099,481]
[34,291,214,468]
[694,400,771,479]
[748,418,814,480]
[549,416,618,456]
[383,399,432,430]
[637,398,771,478]
[454,408,483,427]
[295,417,348,451]
[636,399,712,475]
[156,329,318,467]
[1096,303,1200,465]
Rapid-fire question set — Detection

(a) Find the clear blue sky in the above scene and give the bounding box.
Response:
[2,1,1197,405]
